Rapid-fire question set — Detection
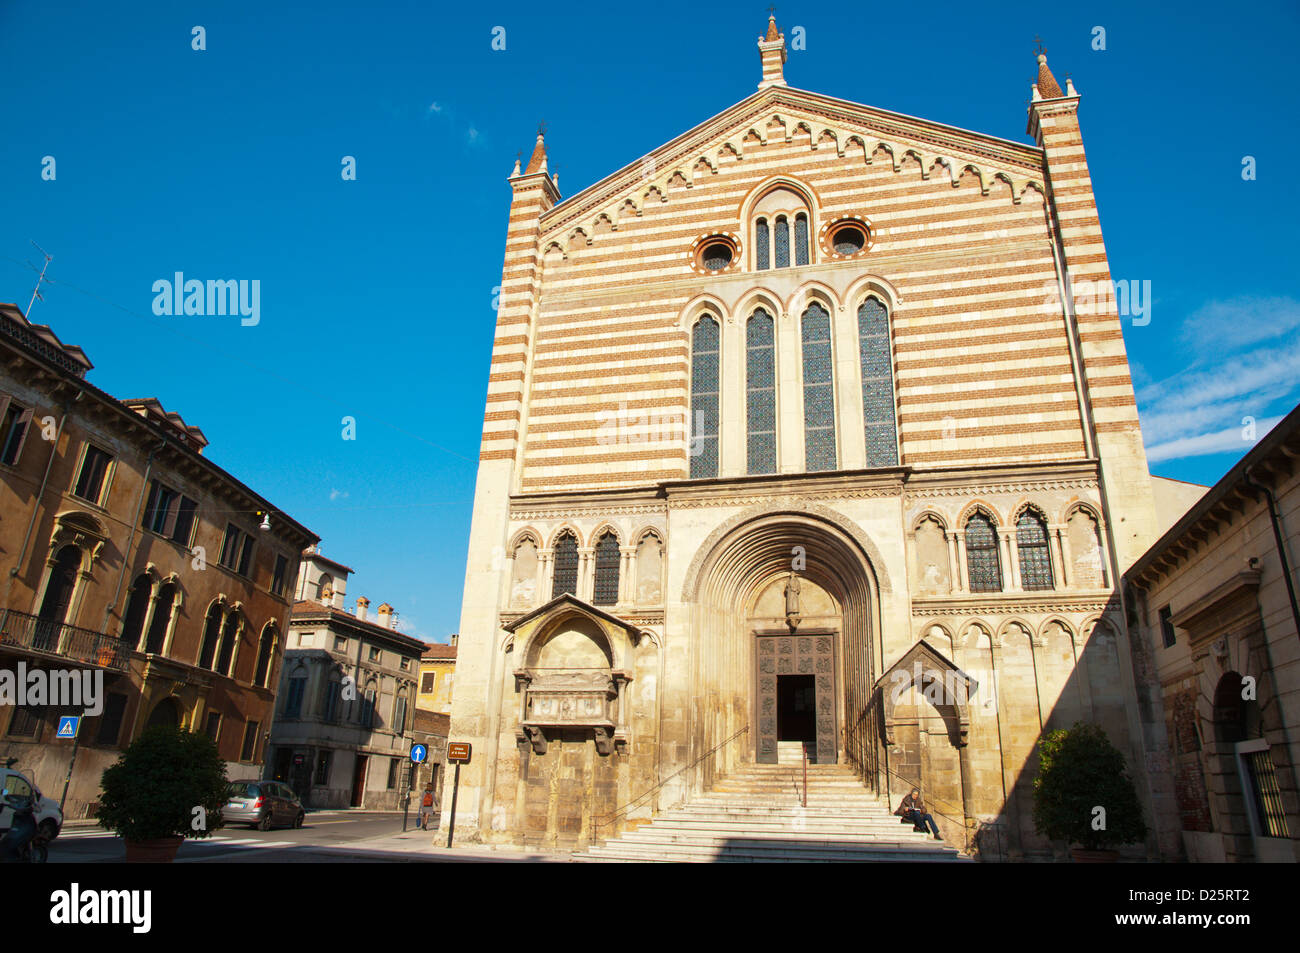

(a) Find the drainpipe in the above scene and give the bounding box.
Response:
[103,438,168,633]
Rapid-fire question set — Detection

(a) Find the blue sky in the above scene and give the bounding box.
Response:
[2,1,1297,640]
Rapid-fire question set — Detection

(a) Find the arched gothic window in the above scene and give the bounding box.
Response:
[552,532,579,598]
[254,624,277,688]
[774,216,790,268]
[593,532,621,605]
[755,219,771,270]
[120,573,151,649]
[858,296,899,467]
[216,612,239,677]
[144,582,176,655]
[690,315,720,478]
[965,513,1002,592]
[1017,511,1054,590]
[794,213,810,266]
[746,310,777,474]
[801,303,836,471]
[199,603,222,669]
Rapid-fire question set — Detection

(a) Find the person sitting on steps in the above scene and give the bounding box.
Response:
[894,788,942,840]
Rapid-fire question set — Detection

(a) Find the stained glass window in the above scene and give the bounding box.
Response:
[774,216,790,268]
[1017,511,1054,591]
[552,532,579,597]
[593,532,621,605]
[690,315,720,478]
[755,219,770,270]
[801,303,836,471]
[966,514,1002,593]
[858,297,899,467]
[794,214,809,266]
[746,310,777,475]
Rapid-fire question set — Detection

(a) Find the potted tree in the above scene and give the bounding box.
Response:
[1032,722,1147,862]
[97,725,229,862]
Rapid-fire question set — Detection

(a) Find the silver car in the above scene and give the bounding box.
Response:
[0,767,62,842]
[222,780,304,831]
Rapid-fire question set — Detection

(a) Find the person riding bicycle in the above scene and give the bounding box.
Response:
[0,777,38,863]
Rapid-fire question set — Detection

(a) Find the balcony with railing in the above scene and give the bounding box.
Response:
[0,609,131,671]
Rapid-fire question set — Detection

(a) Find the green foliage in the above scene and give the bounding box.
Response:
[96,726,228,842]
[1032,722,1148,851]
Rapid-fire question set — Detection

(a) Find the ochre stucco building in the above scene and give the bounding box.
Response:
[444,19,1186,858]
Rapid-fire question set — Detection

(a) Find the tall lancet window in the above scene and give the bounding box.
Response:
[552,531,579,597]
[774,216,790,268]
[593,532,621,605]
[690,315,720,478]
[858,296,899,467]
[1017,511,1054,591]
[794,213,810,266]
[746,310,777,475]
[801,303,836,471]
[965,513,1002,592]
[755,219,771,270]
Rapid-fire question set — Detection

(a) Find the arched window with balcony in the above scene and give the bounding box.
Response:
[801,303,836,471]
[120,574,152,650]
[144,581,176,655]
[965,513,1002,592]
[552,531,579,598]
[690,314,720,478]
[858,296,899,467]
[746,309,777,474]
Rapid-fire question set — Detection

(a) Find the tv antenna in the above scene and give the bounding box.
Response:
[25,241,53,316]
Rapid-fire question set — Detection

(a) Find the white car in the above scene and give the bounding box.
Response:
[0,767,63,841]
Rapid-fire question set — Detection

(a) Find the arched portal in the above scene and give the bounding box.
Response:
[146,697,181,730]
[685,508,882,781]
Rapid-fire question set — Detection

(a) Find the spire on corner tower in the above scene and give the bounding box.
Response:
[524,122,548,174]
[1030,37,1065,100]
[757,13,787,89]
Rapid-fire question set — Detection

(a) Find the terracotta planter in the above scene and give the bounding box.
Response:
[123,836,185,863]
[1070,847,1120,863]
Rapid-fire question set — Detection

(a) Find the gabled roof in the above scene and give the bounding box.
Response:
[542,83,1044,234]
[502,592,641,635]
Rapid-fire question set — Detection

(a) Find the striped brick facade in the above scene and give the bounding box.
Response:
[444,25,1173,858]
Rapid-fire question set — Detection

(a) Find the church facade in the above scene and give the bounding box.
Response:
[445,19,1177,858]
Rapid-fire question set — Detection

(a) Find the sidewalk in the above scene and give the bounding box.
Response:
[311,827,566,862]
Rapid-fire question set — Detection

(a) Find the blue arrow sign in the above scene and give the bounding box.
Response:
[56,715,80,739]
[410,744,427,764]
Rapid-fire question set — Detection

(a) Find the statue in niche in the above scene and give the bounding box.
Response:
[784,571,801,632]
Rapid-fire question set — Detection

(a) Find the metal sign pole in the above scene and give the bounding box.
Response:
[446,761,461,849]
[59,725,81,814]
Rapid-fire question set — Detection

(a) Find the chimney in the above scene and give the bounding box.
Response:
[450,633,459,647]
[356,596,369,623]
[377,603,395,629]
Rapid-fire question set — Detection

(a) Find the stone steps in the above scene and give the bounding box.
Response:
[572,749,969,863]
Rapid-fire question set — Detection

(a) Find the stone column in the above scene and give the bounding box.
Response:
[955,533,969,592]
[946,531,962,593]
[619,547,635,605]
[577,548,595,602]
[1049,525,1069,587]
[1004,530,1021,591]
[539,549,554,602]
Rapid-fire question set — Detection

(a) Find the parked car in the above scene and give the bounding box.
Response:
[0,765,63,842]
[222,780,304,831]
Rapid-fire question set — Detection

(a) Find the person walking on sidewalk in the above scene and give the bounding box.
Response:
[418,784,435,830]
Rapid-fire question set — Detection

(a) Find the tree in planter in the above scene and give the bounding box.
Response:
[97,726,229,848]
[1033,722,1147,854]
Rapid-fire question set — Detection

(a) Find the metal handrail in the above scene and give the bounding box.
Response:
[0,608,131,671]
[592,724,749,836]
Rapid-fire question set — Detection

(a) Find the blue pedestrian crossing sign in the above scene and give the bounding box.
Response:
[409,743,428,764]
[56,715,80,739]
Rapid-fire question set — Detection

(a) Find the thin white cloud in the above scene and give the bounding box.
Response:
[1179,296,1300,352]
[1146,416,1283,463]
[329,488,350,501]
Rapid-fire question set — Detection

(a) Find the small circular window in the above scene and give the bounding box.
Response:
[700,241,734,271]
[832,224,867,255]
